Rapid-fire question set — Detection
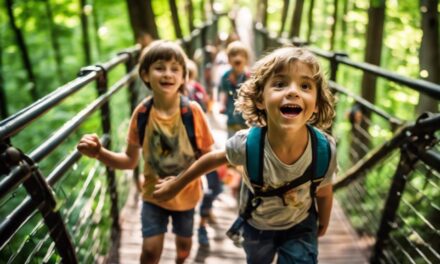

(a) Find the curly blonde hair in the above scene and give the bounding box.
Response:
[235,46,335,130]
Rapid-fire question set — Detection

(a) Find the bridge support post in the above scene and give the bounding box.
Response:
[371,113,436,263]
[95,66,120,236]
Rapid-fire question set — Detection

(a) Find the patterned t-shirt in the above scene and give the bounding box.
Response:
[127,97,214,211]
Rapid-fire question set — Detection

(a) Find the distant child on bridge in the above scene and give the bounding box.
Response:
[77,40,214,264]
[153,46,337,264]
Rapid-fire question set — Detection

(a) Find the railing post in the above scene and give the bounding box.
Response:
[119,50,142,195]
[329,52,347,82]
[370,146,415,263]
[1,144,78,263]
[371,113,435,263]
[94,65,120,235]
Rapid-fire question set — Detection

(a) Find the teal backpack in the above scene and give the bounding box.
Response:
[226,125,331,243]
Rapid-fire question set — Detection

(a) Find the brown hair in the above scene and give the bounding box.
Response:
[226,40,250,61]
[235,46,335,130]
[138,40,188,93]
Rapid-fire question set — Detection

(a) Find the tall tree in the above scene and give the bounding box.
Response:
[79,0,92,65]
[289,0,305,38]
[43,0,64,81]
[185,0,195,32]
[306,0,315,43]
[329,0,339,50]
[91,0,102,59]
[340,0,350,51]
[257,0,268,27]
[358,0,386,158]
[5,0,38,101]
[417,0,439,114]
[361,0,385,106]
[278,0,290,37]
[0,29,7,119]
[169,0,183,39]
[126,0,159,41]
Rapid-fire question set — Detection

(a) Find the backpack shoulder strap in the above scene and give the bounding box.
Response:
[308,125,331,181]
[246,126,267,187]
[180,95,200,157]
[137,98,154,146]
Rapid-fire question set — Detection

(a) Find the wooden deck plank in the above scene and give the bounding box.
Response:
[109,183,369,264]
[108,112,369,264]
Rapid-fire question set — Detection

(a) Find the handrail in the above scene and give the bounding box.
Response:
[253,26,440,100]
[308,46,440,100]
[0,17,219,263]
[329,81,403,127]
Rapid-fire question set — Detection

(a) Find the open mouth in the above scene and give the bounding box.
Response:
[280,104,302,117]
[160,81,174,87]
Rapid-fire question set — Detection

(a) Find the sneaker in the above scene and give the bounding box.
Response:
[198,227,209,246]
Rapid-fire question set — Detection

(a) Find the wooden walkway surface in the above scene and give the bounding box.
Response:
[110,184,369,264]
[108,112,370,263]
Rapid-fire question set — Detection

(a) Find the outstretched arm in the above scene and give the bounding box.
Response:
[316,184,333,237]
[153,149,228,201]
[77,133,140,170]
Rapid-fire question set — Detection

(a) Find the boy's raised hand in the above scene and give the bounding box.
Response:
[153,176,179,202]
[77,134,102,158]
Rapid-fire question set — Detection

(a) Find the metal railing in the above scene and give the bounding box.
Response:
[0,17,219,263]
[254,25,440,264]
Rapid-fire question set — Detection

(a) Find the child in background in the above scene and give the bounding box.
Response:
[153,46,337,264]
[218,40,251,199]
[187,59,224,247]
[218,40,250,137]
[187,60,209,112]
[77,40,214,264]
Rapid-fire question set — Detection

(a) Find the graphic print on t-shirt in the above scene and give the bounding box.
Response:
[148,127,193,178]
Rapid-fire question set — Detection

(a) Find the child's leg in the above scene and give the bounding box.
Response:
[200,170,223,221]
[140,235,165,264]
[276,212,318,264]
[198,171,224,245]
[242,222,277,264]
[171,208,195,263]
[175,235,192,264]
[140,201,169,264]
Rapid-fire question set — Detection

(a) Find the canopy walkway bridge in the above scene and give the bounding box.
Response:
[1,7,439,264]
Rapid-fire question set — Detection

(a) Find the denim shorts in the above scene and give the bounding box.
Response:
[242,211,318,264]
[141,201,195,238]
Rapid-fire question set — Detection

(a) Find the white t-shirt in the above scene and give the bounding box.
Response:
[225,128,337,230]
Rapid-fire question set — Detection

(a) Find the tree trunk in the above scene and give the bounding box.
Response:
[169,0,183,39]
[126,0,159,41]
[44,0,64,81]
[5,0,38,101]
[79,0,92,65]
[0,32,7,119]
[306,0,315,43]
[417,0,439,115]
[361,0,385,105]
[340,0,350,51]
[289,0,305,38]
[185,0,195,33]
[329,0,339,50]
[91,0,102,59]
[357,0,386,159]
[257,0,268,27]
[278,0,289,37]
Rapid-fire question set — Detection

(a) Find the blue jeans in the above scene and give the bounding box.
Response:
[199,170,223,217]
[242,211,318,264]
[141,201,195,238]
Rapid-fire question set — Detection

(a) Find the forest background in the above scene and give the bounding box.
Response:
[0,0,439,262]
